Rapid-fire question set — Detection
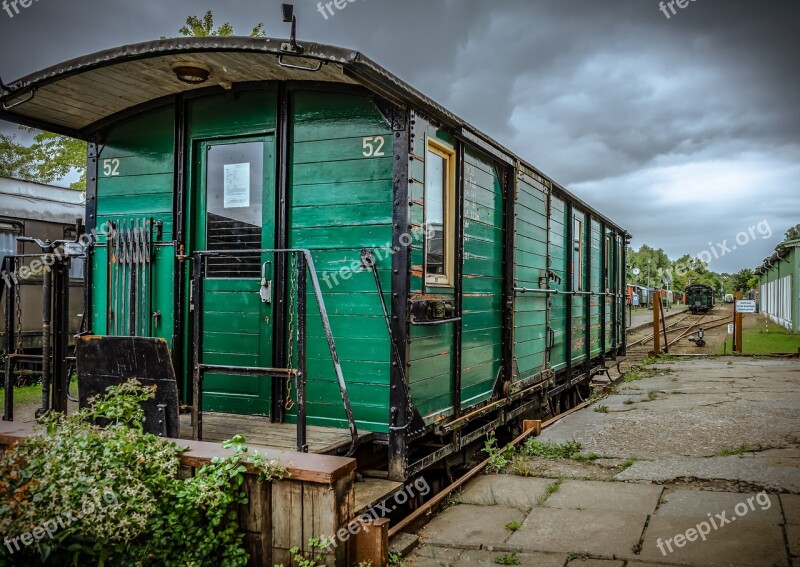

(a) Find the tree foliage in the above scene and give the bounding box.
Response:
[177,10,265,37]
[783,223,800,243]
[0,131,86,190]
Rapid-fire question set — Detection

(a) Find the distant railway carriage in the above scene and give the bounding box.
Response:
[1,177,84,359]
[0,36,628,481]
[685,284,715,314]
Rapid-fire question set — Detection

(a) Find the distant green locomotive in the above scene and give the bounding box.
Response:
[0,35,628,481]
[685,284,715,314]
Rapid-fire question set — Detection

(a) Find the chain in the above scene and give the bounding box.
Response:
[284,253,298,411]
[14,257,22,354]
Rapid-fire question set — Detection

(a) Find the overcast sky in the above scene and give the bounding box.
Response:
[1,0,797,272]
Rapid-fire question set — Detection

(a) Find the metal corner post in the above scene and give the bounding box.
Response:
[272,83,291,422]
[388,112,411,481]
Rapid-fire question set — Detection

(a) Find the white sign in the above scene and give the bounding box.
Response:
[727,323,734,335]
[736,300,757,313]
[224,163,251,209]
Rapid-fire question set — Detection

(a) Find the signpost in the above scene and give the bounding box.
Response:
[735,300,757,314]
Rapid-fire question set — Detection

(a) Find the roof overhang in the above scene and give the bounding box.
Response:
[0,36,629,235]
[0,36,465,139]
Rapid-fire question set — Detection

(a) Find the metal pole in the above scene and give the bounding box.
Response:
[191,253,203,440]
[40,262,52,416]
[51,257,69,413]
[296,252,308,453]
[3,256,15,421]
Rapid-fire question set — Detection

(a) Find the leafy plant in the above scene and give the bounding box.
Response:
[718,444,755,456]
[274,537,333,567]
[0,379,286,566]
[504,520,522,532]
[483,434,515,474]
[388,551,404,566]
[535,478,564,506]
[495,551,520,565]
[520,439,582,460]
[593,404,609,413]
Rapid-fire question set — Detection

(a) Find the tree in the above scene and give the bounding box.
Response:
[731,268,755,292]
[783,224,800,243]
[0,131,86,190]
[177,10,265,37]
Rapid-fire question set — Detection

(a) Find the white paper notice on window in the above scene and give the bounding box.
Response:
[223,163,250,208]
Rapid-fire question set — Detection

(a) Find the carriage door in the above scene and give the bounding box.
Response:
[194,137,276,415]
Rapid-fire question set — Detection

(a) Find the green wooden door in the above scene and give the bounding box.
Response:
[195,137,276,415]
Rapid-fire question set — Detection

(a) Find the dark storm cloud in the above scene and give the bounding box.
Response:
[1,0,797,272]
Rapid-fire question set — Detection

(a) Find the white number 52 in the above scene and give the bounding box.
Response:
[362,136,386,158]
[102,158,120,177]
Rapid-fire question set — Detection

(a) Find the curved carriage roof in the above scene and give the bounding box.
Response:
[0,177,85,224]
[0,36,626,234]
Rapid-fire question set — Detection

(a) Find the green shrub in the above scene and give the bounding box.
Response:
[0,380,286,566]
[483,435,515,473]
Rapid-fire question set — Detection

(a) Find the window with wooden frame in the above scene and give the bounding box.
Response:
[424,139,456,286]
[572,217,583,292]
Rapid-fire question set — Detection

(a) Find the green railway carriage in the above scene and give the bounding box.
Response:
[685,284,715,314]
[0,35,629,481]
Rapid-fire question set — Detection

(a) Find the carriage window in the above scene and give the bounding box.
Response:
[205,141,264,278]
[0,230,16,269]
[572,218,583,292]
[425,141,455,286]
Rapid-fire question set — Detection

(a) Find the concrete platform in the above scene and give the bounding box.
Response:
[405,357,800,567]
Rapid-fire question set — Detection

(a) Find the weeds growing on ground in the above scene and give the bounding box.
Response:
[505,520,522,532]
[718,444,756,456]
[494,552,520,565]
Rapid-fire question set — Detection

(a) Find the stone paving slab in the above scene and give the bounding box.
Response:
[616,452,800,493]
[640,513,788,566]
[566,559,624,567]
[418,503,525,548]
[543,479,662,514]
[457,475,553,510]
[506,507,648,556]
[788,524,800,557]
[449,549,566,566]
[656,488,783,524]
[405,358,800,567]
[783,494,800,524]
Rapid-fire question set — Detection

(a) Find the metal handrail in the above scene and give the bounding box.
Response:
[190,248,358,456]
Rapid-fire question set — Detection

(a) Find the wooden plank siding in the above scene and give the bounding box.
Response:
[91,105,176,345]
[513,176,548,380]
[590,219,603,356]
[287,91,395,433]
[408,125,457,421]
[460,148,504,408]
[571,209,587,366]
[548,196,568,372]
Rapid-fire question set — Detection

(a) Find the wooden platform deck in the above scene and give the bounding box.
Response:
[178,412,372,455]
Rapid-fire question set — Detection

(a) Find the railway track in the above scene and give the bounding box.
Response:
[626,307,733,363]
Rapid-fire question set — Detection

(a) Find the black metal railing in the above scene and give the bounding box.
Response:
[191,248,357,455]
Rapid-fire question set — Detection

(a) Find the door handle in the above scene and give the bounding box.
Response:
[260,262,272,304]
